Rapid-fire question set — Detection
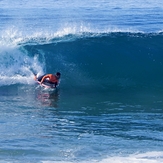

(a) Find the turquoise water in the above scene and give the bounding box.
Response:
[0,0,163,162]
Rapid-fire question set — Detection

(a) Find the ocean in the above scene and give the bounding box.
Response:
[0,0,163,162]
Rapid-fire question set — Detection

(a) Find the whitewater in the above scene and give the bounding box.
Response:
[0,0,163,162]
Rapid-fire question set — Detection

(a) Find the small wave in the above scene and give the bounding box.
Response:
[40,151,163,163]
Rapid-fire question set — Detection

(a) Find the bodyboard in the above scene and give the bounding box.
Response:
[36,80,56,89]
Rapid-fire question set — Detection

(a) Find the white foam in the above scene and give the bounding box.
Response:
[100,152,163,163]
[41,151,163,163]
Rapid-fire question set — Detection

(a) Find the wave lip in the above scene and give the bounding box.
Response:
[0,24,147,47]
[1,22,163,47]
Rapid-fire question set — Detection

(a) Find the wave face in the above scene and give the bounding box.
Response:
[0,32,163,90]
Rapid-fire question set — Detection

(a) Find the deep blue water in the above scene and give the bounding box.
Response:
[0,0,163,162]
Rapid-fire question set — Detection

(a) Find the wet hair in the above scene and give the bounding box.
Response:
[56,72,61,76]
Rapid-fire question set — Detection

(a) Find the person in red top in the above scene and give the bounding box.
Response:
[35,72,61,88]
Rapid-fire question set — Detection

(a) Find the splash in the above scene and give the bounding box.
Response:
[0,46,44,86]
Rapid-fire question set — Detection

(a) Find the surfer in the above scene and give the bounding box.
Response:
[34,72,61,88]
